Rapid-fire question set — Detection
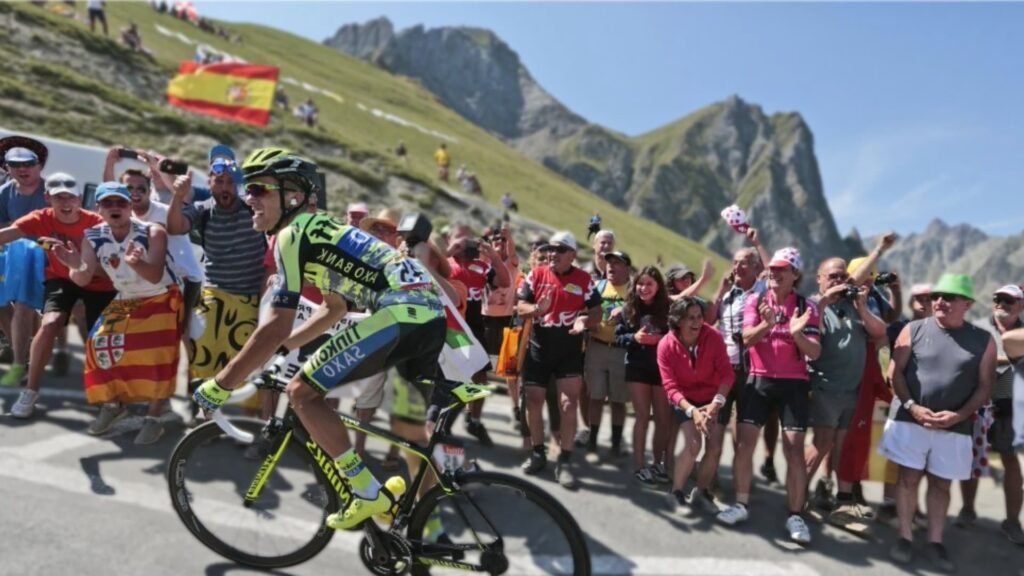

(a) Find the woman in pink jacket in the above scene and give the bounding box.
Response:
[658,297,735,514]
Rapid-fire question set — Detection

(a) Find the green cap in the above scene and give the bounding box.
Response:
[932,273,975,301]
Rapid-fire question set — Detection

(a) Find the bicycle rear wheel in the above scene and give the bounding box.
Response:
[166,417,341,568]
[405,471,591,575]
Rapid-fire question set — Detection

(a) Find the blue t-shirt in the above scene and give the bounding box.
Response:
[0,180,47,224]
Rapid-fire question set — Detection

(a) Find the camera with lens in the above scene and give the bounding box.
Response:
[396,213,433,249]
[463,240,480,260]
[874,272,898,286]
[841,284,861,300]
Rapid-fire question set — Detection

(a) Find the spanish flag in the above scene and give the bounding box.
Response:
[166,61,279,127]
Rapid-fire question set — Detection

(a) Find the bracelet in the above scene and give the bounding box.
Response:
[712,394,726,406]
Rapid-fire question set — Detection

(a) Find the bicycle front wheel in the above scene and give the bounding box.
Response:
[166,417,341,569]
[406,471,591,575]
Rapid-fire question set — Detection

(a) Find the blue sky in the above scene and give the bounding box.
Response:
[198,1,1023,237]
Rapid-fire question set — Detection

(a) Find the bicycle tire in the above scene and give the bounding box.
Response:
[166,417,340,569]
[405,470,591,576]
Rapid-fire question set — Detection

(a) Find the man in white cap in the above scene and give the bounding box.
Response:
[346,202,369,228]
[0,146,49,387]
[954,284,1024,544]
[517,231,601,489]
[0,173,117,415]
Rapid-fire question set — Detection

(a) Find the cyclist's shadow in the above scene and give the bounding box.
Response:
[204,562,297,576]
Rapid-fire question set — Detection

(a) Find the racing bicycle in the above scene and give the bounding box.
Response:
[166,375,592,575]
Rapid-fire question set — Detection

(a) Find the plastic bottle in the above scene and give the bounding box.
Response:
[375,476,407,523]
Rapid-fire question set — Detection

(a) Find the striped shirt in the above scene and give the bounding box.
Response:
[185,199,266,295]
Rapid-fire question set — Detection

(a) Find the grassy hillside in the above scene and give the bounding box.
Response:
[0,1,726,271]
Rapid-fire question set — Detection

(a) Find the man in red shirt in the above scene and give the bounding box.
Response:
[0,173,117,418]
[517,231,601,489]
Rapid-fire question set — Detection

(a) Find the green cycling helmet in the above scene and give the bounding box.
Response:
[242,147,320,233]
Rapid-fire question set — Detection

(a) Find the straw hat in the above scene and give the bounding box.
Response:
[359,208,401,232]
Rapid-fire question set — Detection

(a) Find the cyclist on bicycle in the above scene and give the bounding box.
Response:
[192,147,447,530]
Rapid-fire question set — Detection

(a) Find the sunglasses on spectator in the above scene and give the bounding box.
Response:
[210,161,236,175]
[98,198,130,208]
[993,295,1020,306]
[6,160,38,169]
[124,185,148,193]
[244,182,283,198]
[46,179,77,190]
[929,293,963,302]
[546,246,571,254]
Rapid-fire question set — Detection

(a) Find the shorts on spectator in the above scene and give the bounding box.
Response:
[88,8,106,24]
[42,278,116,330]
[988,398,1015,454]
[625,364,661,386]
[483,315,512,356]
[878,419,973,481]
[584,339,628,403]
[738,376,810,432]
[809,388,859,430]
[523,340,583,389]
[354,371,388,410]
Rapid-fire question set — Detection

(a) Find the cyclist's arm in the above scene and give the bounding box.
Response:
[282,291,348,351]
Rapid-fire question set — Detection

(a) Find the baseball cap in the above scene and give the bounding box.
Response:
[603,251,632,267]
[847,256,877,279]
[994,285,1024,300]
[665,263,695,281]
[4,147,39,164]
[44,172,80,197]
[348,201,369,215]
[94,181,132,203]
[910,283,932,297]
[548,231,577,251]
[208,144,236,164]
[769,247,803,272]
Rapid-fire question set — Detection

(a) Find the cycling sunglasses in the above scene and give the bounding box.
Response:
[6,160,38,169]
[243,182,283,198]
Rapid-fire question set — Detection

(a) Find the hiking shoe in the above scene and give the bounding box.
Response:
[760,460,778,484]
[521,451,547,475]
[634,466,657,486]
[326,488,395,530]
[689,488,720,516]
[10,389,38,419]
[812,479,836,512]
[717,504,749,526]
[828,503,872,536]
[786,514,812,544]
[465,419,494,447]
[51,350,70,377]
[890,537,913,564]
[0,363,26,387]
[134,416,164,445]
[555,460,578,490]
[926,542,955,573]
[87,403,127,436]
[650,463,671,484]
[573,428,590,448]
[954,508,977,529]
[1002,520,1024,545]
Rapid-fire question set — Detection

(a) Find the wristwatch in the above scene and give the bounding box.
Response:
[902,399,916,411]
[685,406,695,418]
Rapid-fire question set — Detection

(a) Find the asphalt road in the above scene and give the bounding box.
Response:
[1,342,1022,576]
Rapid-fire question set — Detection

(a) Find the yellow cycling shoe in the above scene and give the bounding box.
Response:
[326,488,395,530]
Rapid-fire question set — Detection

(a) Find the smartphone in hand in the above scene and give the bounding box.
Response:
[118,148,139,160]
[159,158,189,176]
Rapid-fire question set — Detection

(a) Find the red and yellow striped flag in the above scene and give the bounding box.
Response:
[166,61,279,126]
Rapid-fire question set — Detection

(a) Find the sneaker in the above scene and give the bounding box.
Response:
[521,450,547,475]
[87,403,127,436]
[51,350,70,377]
[1002,520,1024,545]
[926,542,955,573]
[10,389,38,419]
[954,508,977,529]
[609,443,625,461]
[584,448,600,465]
[134,416,164,445]
[786,514,812,545]
[812,479,836,512]
[717,503,749,526]
[890,537,913,564]
[555,459,578,490]
[828,503,872,536]
[634,466,657,486]
[650,463,671,484]
[0,363,26,387]
[573,428,590,448]
[465,419,494,447]
[326,487,395,530]
[851,481,868,506]
[669,489,687,510]
[760,460,778,484]
[689,488,720,516]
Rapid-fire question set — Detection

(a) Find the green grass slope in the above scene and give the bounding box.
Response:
[1,1,725,271]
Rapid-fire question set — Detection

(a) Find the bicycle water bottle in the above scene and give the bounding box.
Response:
[375,476,407,523]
